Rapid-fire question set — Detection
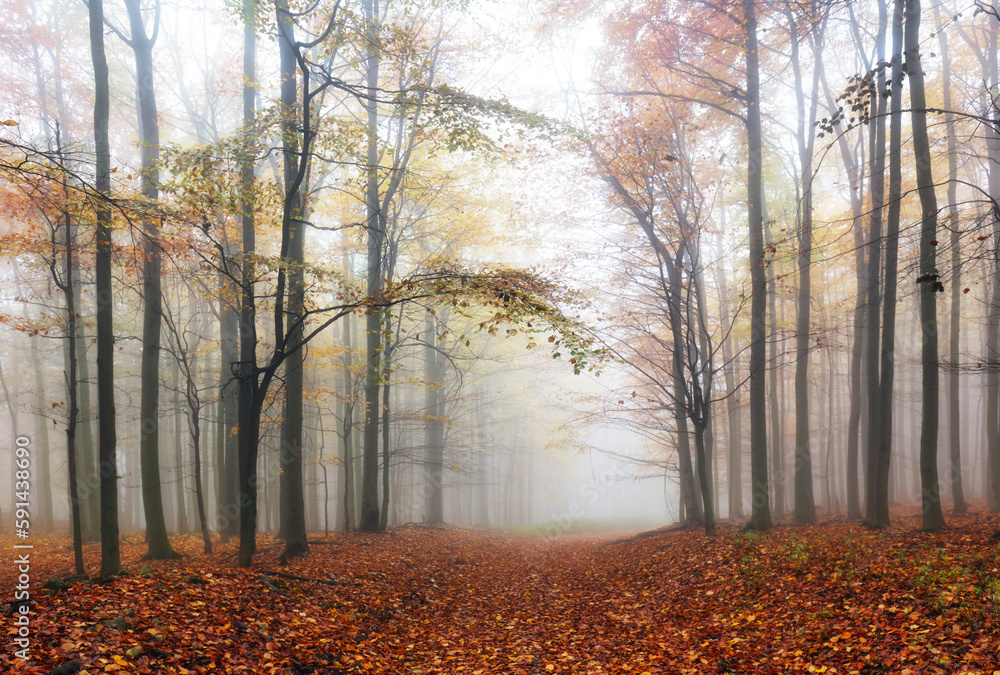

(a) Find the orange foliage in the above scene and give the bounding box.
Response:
[4,512,1000,674]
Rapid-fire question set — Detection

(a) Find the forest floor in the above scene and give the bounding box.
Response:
[3,510,1000,674]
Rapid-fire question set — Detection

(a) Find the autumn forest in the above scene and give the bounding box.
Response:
[3,0,1000,672]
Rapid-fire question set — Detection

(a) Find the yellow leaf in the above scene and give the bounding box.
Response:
[1,120,18,126]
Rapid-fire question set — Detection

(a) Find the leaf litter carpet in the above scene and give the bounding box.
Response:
[4,512,1000,674]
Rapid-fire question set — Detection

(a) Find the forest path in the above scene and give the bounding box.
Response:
[5,514,1000,674]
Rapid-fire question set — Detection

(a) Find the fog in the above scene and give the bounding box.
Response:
[2,0,998,558]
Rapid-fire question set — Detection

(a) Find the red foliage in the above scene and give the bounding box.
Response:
[3,513,1000,674]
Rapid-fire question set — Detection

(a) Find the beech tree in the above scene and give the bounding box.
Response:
[106,0,180,561]
[87,0,120,578]
[588,0,773,529]
[905,0,945,531]
[586,97,723,534]
[934,2,967,514]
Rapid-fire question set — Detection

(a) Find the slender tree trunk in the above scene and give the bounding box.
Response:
[985,5,1000,512]
[276,0,309,559]
[824,347,838,513]
[219,264,240,540]
[76,314,99,542]
[89,0,120,579]
[905,0,945,530]
[236,0,259,567]
[360,0,384,532]
[863,0,889,525]
[182,323,213,554]
[425,309,446,524]
[744,0,771,531]
[873,0,905,529]
[824,70,867,519]
[690,244,716,534]
[341,302,355,531]
[44,26,98,542]
[715,233,743,519]
[845,148,866,520]
[214,367,224,534]
[316,404,330,536]
[124,0,177,560]
[665,254,703,526]
[692,408,715,535]
[191,407,212,552]
[693,248,717,530]
[173,376,189,535]
[60,209,85,574]
[935,3,967,513]
[790,8,822,524]
[379,325,393,531]
[765,220,785,521]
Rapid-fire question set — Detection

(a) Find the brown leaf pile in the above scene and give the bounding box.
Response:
[4,511,1000,674]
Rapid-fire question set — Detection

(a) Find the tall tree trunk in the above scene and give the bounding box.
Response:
[690,244,715,534]
[182,317,213,554]
[714,231,743,519]
[76,313,99,542]
[822,56,867,519]
[744,0,771,531]
[691,397,715,534]
[789,7,822,524]
[985,3,1000,512]
[316,404,330,535]
[378,239,401,532]
[866,0,896,529]
[936,3,967,513]
[905,0,945,530]
[173,374,189,535]
[672,375,701,524]
[765,220,785,521]
[45,8,100,542]
[874,0,904,529]
[236,0,259,567]
[191,406,212,552]
[660,248,701,526]
[863,0,888,525]
[824,346,838,513]
[360,0,384,532]
[846,167,866,520]
[379,324,393,532]
[219,264,240,540]
[215,366,224,534]
[59,208,85,574]
[89,0,120,578]
[124,0,177,560]
[341,298,355,532]
[425,309,446,524]
[276,0,309,559]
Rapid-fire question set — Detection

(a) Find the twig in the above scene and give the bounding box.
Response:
[261,570,346,586]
